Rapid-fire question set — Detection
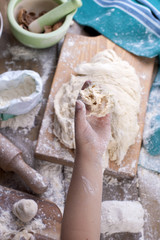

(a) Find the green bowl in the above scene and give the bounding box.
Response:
[7,0,75,49]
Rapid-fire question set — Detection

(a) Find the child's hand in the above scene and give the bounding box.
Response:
[75,82,111,160]
[62,82,110,240]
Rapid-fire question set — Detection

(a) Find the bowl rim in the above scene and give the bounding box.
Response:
[0,12,3,37]
[7,0,76,38]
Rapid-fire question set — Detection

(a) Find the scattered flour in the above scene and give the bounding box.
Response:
[36,160,65,214]
[103,175,119,186]
[0,103,41,131]
[6,45,38,61]
[138,167,160,240]
[3,44,56,85]
[0,207,45,240]
[63,166,73,197]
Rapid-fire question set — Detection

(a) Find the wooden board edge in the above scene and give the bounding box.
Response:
[35,151,74,168]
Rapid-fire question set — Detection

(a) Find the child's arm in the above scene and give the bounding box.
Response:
[61,97,111,240]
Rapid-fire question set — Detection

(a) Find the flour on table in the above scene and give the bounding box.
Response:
[36,160,65,214]
[138,167,160,240]
[0,207,45,240]
[53,49,141,165]
[63,166,73,198]
[101,200,144,235]
[0,103,41,132]
[3,44,55,85]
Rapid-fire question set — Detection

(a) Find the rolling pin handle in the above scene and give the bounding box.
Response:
[10,154,48,194]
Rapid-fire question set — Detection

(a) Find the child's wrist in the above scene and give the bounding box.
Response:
[75,147,103,167]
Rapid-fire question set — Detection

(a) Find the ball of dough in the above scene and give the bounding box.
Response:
[12,199,38,223]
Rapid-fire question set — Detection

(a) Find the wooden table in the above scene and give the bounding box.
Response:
[0,1,160,239]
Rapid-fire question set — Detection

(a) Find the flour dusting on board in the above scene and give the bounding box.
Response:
[68,38,75,47]
[37,99,74,162]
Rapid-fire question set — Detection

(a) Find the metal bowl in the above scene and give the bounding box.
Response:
[0,12,3,38]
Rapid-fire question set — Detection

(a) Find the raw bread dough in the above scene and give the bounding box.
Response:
[79,83,115,117]
[101,201,144,234]
[12,199,38,223]
[53,49,141,165]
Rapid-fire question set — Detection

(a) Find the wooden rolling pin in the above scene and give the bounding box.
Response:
[0,133,48,194]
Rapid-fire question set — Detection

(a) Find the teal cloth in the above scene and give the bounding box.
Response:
[0,114,15,121]
[74,0,160,173]
[74,0,160,57]
[139,147,160,173]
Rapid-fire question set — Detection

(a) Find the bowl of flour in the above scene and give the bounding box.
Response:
[0,70,42,120]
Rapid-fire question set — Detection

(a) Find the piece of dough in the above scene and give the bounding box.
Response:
[79,83,115,117]
[101,201,144,234]
[12,199,38,223]
[13,230,35,240]
[53,49,141,165]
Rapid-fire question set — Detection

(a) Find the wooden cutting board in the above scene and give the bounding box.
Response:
[0,185,62,239]
[35,33,155,178]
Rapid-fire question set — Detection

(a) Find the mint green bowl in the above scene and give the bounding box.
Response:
[7,0,75,49]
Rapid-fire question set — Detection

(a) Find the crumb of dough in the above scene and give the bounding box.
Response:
[0,207,45,240]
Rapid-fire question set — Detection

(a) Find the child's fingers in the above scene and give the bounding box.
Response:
[77,80,91,101]
[77,80,92,115]
[75,100,87,134]
[81,80,91,90]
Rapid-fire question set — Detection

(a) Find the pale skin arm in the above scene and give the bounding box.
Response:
[61,85,111,240]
